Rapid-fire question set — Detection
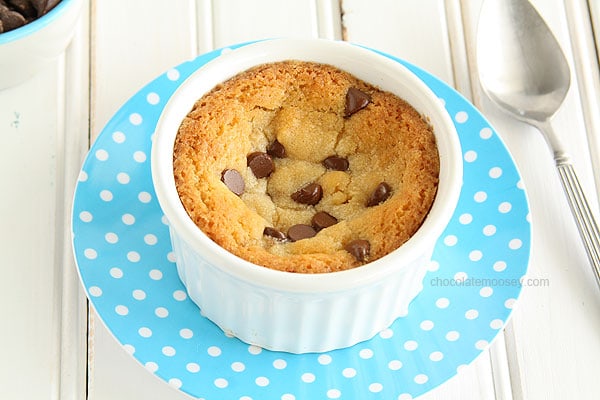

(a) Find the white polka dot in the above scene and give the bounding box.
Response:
[168,378,182,389]
[214,378,228,388]
[122,213,135,225]
[403,340,418,351]
[146,92,160,105]
[144,234,158,245]
[480,127,493,139]
[88,286,102,297]
[138,327,152,338]
[248,345,262,355]
[162,346,176,357]
[301,373,316,383]
[231,361,245,372]
[84,248,97,259]
[161,215,169,225]
[427,260,440,272]
[517,180,525,190]
[109,267,123,278]
[327,388,341,398]
[116,172,130,184]
[509,238,523,250]
[469,250,483,261]
[493,261,507,272]
[414,374,429,384]
[436,297,450,309]
[145,361,158,372]
[459,213,473,224]
[444,234,458,246]
[129,113,142,125]
[359,348,374,359]
[499,201,512,213]
[95,149,109,161]
[454,271,468,283]
[272,359,286,369]
[133,289,146,300]
[112,131,126,143]
[446,330,460,341]
[455,111,468,123]
[480,287,493,298]
[474,191,488,202]
[127,251,141,263]
[475,340,489,350]
[483,224,497,236]
[342,367,357,377]
[133,151,147,163]
[173,290,187,301]
[179,328,193,339]
[105,232,119,244]
[138,191,152,203]
[429,351,444,361]
[465,309,479,320]
[79,211,93,222]
[207,346,221,357]
[100,190,113,201]
[464,150,477,162]
[388,360,403,370]
[167,252,177,262]
[490,319,504,329]
[78,170,88,182]
[318,354,332,365]
[115,305,128,316]
[255,376,269,387]
[155,307,169,318]
[149,269,163,280]
[489,167,503,178]
[369,383,383,393]
[281,394,296,400]
[505,298,516,309]
[379,328,393,339]
[167,68,180,81]
[122,344,136,355]
[420,320,434,331]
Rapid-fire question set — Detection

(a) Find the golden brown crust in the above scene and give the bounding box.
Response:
[173,61,439,273]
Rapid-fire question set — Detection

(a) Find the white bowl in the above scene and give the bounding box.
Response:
[0,0,83,89]
[152,39,462,353]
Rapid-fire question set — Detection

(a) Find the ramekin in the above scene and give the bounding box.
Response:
[0,0,83,89]
[152,39,462,353]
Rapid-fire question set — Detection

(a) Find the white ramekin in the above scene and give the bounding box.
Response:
[152,39,462,353]
[0,0,83,89]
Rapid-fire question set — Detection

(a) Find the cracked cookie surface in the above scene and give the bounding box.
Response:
[173,61,439,273]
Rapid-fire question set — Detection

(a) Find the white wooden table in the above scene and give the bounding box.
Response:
[2,1,600,399]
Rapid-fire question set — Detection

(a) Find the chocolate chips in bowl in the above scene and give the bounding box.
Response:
[0,0,61,33]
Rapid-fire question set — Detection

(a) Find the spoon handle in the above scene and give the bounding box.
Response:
[556,161,600,287]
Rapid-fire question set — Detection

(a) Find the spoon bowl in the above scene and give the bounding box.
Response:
[477,0,600,287]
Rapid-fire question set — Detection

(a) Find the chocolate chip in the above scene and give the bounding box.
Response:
[367,182,392,207]
[267,139,286,158]
[344,87,371,117]
[344,239,370,262]
[221,169,245,196]
[322,156,349,171]
[247,152,275,179]
[0,7,26,31]
[291,182,323,205]
[311,211,338,231]
[287,224,317,242]
[263,227,287,241]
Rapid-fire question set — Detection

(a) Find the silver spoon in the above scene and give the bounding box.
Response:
[476,0,600,287]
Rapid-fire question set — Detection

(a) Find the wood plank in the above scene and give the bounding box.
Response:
[461,1,600,399]
[0,3,89,399]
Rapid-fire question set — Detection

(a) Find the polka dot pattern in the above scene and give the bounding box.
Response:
[72,44,530,400]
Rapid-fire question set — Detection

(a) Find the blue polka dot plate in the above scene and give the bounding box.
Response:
[72,43,530,400]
